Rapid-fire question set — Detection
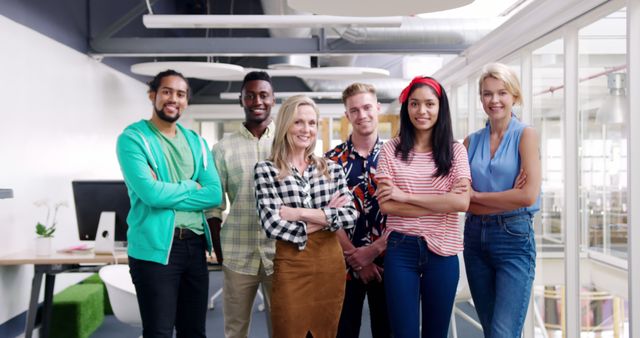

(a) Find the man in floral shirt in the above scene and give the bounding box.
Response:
[325,83,391,338]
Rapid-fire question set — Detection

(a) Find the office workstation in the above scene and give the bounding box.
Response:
[1,0,639,337]
[0,181,130,338]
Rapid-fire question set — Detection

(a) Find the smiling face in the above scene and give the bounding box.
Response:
[407,86,439,133]
[241,79,274,125]
[481,76,515,121]
[149,75,189,123]
[287,104,318,152]
[344,92,380,138]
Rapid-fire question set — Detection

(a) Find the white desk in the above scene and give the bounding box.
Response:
[0,250,127,338]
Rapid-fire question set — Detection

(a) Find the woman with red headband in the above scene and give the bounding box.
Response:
[375,76,471,338]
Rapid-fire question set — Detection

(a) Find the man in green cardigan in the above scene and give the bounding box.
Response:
[116,69,222,337]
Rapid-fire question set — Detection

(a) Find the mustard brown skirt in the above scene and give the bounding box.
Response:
[271,231,346,338]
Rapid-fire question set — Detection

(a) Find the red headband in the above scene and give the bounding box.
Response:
[398,76,442,103]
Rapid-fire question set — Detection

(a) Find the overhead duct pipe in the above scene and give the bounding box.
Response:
[340,17,503,45]
[304,78,409,102]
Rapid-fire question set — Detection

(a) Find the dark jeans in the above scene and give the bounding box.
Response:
[384,231,459,338]
[463,213,536,338]
[129,230,209,338]
[336,276,391,338]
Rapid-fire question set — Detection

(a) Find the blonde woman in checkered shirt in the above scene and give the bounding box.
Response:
[254,95,358,338]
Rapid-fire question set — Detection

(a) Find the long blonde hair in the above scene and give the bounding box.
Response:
[269,95,329,180]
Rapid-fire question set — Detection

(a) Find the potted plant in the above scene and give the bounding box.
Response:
[34,200,67,256]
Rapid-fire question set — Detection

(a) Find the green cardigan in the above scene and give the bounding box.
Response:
[116,120,222,264]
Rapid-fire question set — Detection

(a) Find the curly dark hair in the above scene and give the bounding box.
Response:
[147,69,191,100]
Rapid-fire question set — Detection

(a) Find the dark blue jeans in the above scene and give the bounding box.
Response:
[384,231,459,338]
[129,230,209,338]
[337,276,391,338]
[463,213,536,338]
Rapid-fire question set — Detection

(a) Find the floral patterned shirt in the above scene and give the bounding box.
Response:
[326,137,386,276]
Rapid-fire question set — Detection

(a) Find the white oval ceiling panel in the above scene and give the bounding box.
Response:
[131,62,245,81]
[287,0,474,16]
[265,67,391,80]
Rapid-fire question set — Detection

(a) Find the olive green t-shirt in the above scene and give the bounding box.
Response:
[147,121,204,234]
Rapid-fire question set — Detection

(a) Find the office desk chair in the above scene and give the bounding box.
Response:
[99,264,142,338]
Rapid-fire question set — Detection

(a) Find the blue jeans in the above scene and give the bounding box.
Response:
[384,231,459,338]
[129,229,209,338]
[463,213,536,338]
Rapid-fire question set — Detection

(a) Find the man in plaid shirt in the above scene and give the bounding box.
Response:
[325,83,391,338]
[206,71,275,338]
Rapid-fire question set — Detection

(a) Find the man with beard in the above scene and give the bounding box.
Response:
[206,71,276,338]
[116,69,222,337]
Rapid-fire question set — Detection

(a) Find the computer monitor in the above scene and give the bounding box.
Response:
[72,180,130,244]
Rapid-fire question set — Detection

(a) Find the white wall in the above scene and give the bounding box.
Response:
[0,15,150,324]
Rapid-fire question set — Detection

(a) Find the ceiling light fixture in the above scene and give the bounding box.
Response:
[220,92,343,100]
[143,15,402,29]
[257,67,391,80]
[131,62,246,81]
[596,73,627,125]
[132,61,390,82]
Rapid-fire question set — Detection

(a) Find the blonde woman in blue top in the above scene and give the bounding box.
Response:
[463,63,541,338]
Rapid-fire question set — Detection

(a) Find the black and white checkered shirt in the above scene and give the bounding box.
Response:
[254,159,358,250]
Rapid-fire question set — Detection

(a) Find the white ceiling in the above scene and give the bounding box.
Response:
[287,0,474,16]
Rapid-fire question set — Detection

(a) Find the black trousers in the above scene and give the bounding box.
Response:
[129,231,209,338]
[336,275,392,338]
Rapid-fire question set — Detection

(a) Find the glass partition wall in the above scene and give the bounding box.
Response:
[453,83,469,141]
[531,37,567,338]
[446,3,633,337]
[577,8,629,338]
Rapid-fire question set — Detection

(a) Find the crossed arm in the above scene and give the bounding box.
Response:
[279,193,353,234]
[376,174,471,217]
[254,162,357,246]
[117,133,222,211]
[463,127,541,215]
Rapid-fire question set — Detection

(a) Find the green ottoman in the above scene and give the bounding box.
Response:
[81,273,113,314]
[50,284,104,338]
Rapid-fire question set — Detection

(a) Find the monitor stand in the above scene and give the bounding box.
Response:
[95,211,115,255]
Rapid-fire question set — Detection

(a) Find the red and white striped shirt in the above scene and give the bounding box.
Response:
[377,138,471,256]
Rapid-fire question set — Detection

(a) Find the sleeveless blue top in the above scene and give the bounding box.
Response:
[467,116,540,216]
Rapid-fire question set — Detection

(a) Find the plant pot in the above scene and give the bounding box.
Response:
[35,237,53,256]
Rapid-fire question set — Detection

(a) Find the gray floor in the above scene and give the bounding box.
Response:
[91,270,484,338]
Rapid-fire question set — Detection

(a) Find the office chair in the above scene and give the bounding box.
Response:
[99,264,142,338]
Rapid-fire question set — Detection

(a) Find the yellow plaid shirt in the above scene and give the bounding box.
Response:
[206,122,276,275]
